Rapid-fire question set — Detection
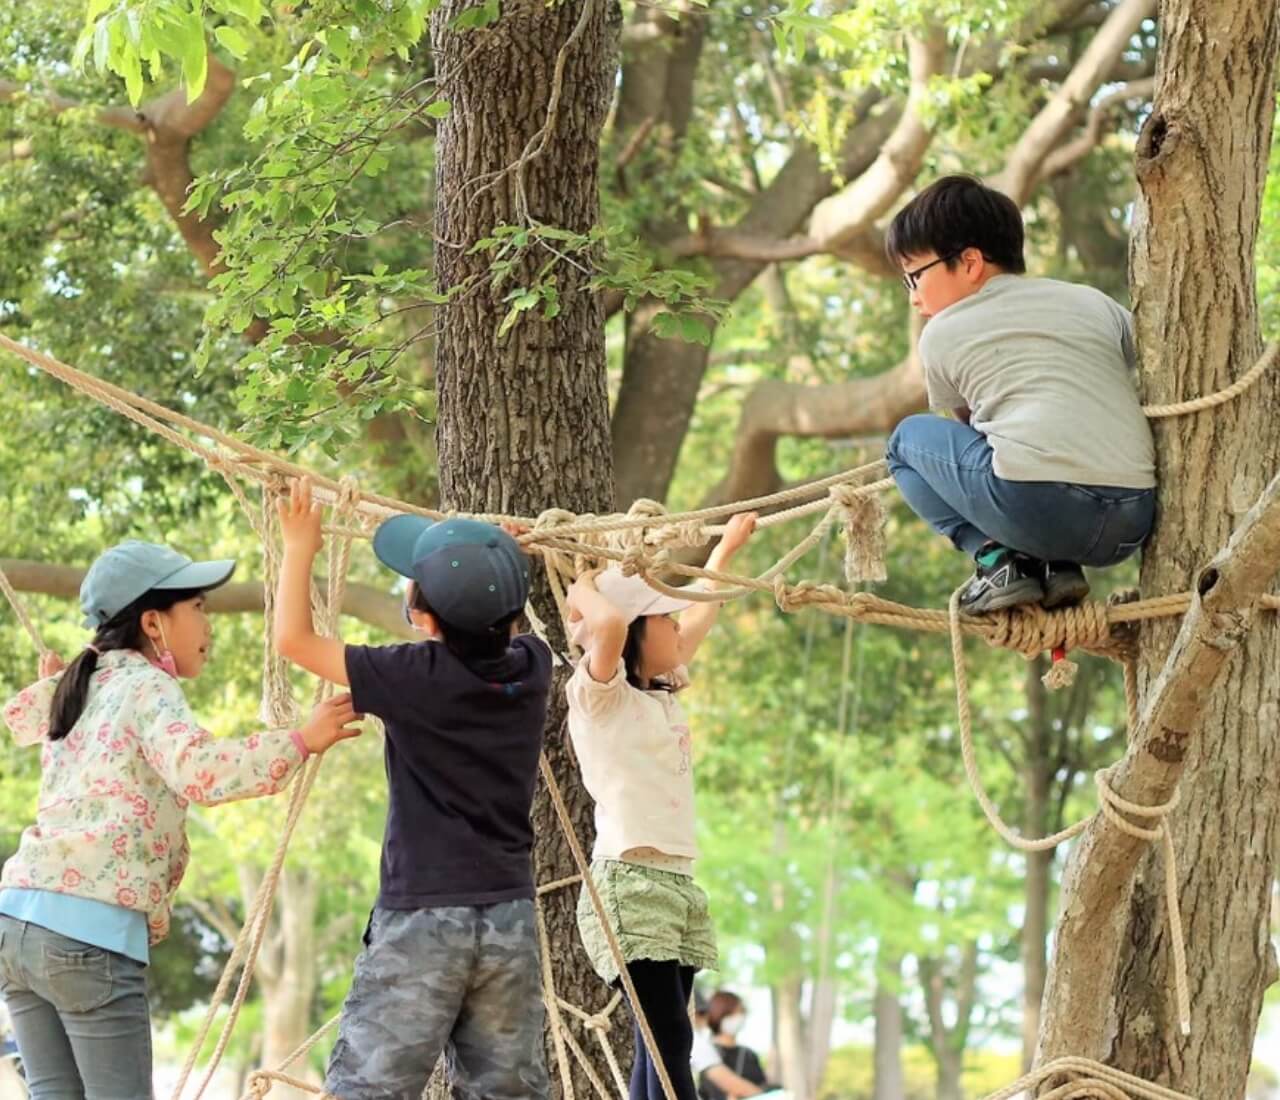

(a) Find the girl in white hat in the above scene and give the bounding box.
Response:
[565,513,756,1100]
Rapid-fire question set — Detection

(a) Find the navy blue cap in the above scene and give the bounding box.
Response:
[372,515,530,633]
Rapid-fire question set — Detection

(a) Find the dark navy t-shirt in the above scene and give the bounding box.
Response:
[344,635,552,908]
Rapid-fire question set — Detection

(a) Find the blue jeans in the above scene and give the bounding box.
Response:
[325,900,548,1100]
[0,916,152,1099]
[886,415,1155,566]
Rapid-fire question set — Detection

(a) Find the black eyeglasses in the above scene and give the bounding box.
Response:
[901,253,959,291]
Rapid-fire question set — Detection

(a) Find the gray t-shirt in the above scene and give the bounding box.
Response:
[918,275,1156,488]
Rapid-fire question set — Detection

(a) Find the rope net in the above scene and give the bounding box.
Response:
[2,332,1270,1099]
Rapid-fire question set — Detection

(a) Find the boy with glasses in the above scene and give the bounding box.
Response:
[884,175,1156,613]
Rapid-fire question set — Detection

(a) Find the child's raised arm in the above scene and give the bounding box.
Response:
[275,477,350,686]
[566,571,628,683]
[677,511,757,666]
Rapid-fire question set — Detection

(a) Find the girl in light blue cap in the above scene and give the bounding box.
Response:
[0,540,363,1099]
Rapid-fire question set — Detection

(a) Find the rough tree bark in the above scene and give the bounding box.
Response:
[1037,7,1280,1091]
[430,1,623,1096]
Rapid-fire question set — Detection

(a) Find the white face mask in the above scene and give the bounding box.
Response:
[721,1013,746,1037]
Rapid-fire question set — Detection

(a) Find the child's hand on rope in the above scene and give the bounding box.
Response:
[567,568,603,612]
[39,652,66,679]
[711,511,758,567]
[278,477,324,559]
[298,692,363,755]
[500,521,532,552]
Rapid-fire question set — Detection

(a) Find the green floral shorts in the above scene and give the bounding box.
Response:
[576,859,718,985]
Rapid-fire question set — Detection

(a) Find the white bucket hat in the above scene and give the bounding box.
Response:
[570,569,695,648]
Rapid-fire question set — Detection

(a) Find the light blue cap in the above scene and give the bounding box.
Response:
[80,540,236,629]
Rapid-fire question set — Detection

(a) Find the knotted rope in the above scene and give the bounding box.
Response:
[978,1056,1196,1100]
[948,588,1191,1037]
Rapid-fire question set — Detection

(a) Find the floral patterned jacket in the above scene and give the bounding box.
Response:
[1,649,306,944]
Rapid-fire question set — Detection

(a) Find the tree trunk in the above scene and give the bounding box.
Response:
[920,944,978,1100]
[430,2,623,1097]
[259,869,321,1099]
[1036,1,1280,1093]
[1021,660,1053,1073]
[771,976,810,1100]
[870,949,907,1100]
[934,1052,964,1100]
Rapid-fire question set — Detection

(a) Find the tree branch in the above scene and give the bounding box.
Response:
[1,54,236,276]
[990,0,1158,204]
[1034,77,1157,185]
[1039,464,1280,1060]
[187,895,244,948]
[0,558,415,640]
[806,27,948,259]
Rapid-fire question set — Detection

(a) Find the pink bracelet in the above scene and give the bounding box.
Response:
[289,730,310,760]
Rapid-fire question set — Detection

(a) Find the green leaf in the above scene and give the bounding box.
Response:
[424,99,451,119]
[124,58,144,104]
[214,26,251,59]
[222,0,265,22]
[496,307,522,339]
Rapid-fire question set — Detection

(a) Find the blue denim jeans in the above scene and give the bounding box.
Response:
[0,916,152,1099]
[886,414,1155,566]
[325,900,548,1100]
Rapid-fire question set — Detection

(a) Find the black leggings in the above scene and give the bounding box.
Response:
[625,960,700,1100]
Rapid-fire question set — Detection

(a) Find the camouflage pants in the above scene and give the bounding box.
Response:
[325,900,549,1100]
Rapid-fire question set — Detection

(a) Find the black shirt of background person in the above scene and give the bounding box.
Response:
[345,635,553,908]
[699,1045,768,1100]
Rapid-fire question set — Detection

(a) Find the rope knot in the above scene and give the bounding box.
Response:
[583,1012,611,1033]
[619,544,670,579]
[625,498,668,522]
[649,518,709,550]
[534,507,579,532]
[334,475,359,516]
[246,1071,273,1098]
[775,579,845,614]
[830,485,888,584]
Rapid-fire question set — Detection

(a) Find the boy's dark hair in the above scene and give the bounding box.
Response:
[885,175,1026,274]
[408,582,519,664]
[49,587,205,741]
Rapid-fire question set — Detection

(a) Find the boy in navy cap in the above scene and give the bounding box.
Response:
[275,478,553,1100]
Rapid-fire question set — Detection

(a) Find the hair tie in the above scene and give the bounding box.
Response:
[85,643,101,656]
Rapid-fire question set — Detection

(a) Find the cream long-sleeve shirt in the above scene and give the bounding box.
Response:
[566,659,699,861]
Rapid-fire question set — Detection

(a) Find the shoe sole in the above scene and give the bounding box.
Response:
[960,579,1045,614]
[1042,577,1091,610]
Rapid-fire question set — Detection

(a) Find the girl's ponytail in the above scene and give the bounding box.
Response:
[49,647,101,741]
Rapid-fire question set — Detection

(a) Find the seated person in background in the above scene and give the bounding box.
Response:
[700,991,775,1100]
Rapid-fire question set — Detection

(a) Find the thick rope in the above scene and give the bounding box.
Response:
[947,588,1191,1037]
[0,562,50,657]
[538,754,681,1100]
[1141,341,1278,418]
[0,333,885,540]
[979,1056,1195,1100]
[4,334,1265,1098]
[172,482,360,1100]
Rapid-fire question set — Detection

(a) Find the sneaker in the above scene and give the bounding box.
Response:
[958,547,1045,614]
[1041,561,1090,609]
